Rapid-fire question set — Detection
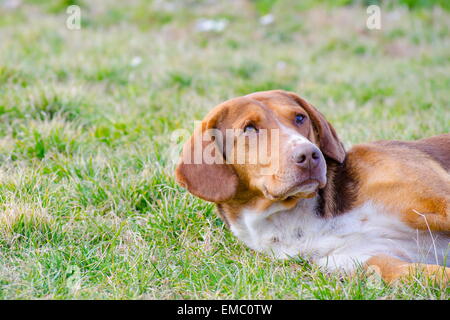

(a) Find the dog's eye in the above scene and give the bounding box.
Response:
[295,114,306,125]
[244,124,258,133]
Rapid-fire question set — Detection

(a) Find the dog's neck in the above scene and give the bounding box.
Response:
[217,155,358,226]
[316,156,358,218]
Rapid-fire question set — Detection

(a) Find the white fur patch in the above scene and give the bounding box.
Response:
[229,199,450,272]
[278,122,311,148]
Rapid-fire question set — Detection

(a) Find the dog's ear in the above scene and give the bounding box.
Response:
[286,92,346,163]
[175,113,239,203]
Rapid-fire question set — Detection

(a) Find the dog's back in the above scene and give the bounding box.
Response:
[372,133,450,171]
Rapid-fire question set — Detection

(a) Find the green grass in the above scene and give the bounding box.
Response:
[0,0,449,299]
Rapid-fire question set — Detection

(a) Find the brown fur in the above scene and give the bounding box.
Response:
[175,120,239,203]
[348,140,450,231]
[367,254,450,284]
[175,90,345,205]
[316,157,359,218]
[175,90,450,284]
[281,91,346,163]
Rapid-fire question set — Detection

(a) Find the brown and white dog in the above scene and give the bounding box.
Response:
[175,90,450,284]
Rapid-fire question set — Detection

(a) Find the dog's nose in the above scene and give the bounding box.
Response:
[294,144,322,169]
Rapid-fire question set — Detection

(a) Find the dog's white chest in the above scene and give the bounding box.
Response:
[229,200,449,271]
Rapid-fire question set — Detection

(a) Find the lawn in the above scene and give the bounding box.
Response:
[0,0,449,299]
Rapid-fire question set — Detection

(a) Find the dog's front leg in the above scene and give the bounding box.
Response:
[366,254,450,285]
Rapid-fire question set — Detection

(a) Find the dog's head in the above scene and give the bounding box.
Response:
[175,90,345,207]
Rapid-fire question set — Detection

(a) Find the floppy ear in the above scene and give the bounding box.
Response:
[175,119,239,203]
[286,92,346,163]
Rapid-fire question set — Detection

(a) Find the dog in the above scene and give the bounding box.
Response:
[175,90,450,284]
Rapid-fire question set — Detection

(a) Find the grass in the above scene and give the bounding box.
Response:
[0,0,449,299]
